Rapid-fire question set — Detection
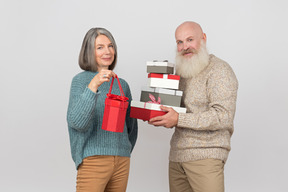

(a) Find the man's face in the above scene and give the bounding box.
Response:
[175,24,205,58]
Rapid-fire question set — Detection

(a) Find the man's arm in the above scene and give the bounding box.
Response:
[149,63,238,131]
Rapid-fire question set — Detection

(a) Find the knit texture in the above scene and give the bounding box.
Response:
[67,71,138,169]
[170,54,238,163]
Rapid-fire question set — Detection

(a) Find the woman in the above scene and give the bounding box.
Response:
[67,28,138,192]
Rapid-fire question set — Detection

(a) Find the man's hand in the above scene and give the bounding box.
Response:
[148,105,179,128]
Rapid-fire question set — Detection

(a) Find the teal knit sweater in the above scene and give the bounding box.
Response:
[67,71,138,169]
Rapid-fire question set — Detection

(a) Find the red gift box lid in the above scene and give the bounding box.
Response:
[148,73,180,80]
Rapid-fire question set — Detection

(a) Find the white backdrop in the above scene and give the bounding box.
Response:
[1,0,287,191]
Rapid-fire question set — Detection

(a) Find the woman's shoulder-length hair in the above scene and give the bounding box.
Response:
[78,27,117,72]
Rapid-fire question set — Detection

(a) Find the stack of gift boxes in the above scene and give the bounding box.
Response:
[130,60,186,121]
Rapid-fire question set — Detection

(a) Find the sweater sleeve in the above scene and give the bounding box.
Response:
[177,63,238,132]
[67,75,99,132]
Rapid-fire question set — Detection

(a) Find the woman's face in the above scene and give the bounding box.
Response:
[94,35,115,70]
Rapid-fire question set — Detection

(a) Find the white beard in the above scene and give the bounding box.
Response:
[175,42,210,78]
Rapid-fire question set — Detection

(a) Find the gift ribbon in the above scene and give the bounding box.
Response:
[106,75,129,110]
[148,73,180,80]
[107,75,128,101]
[144,94,161,108]
[153,60,168,62]
[107,93,128,101]
[147,94,161,104]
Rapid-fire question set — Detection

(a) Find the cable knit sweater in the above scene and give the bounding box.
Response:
[67,71,138,169]
[170,54,238,163]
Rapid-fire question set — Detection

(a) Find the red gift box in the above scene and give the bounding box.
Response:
[102,75,129,132]
[130,101,166,121]
[130,100,186,121]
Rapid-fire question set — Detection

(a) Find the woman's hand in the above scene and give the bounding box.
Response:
[88,70,116,93]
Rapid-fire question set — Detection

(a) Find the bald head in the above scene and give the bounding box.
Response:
[175,21,203,37]
[175,21,206,57]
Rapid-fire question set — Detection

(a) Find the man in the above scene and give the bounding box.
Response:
[149,21,238,192]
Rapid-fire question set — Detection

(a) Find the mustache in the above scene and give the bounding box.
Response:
[181,48,197,55]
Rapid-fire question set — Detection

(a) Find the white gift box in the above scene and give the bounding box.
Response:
[148,73,180,90]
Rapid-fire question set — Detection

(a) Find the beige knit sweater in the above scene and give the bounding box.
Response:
[170,54,238,163]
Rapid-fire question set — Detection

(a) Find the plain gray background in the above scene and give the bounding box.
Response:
[1,0,287,191]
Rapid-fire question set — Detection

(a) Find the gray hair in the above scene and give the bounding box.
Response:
[78,28,117,72]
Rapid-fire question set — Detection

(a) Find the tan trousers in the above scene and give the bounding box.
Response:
[76,155,130,192]
[169,159,225,192]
